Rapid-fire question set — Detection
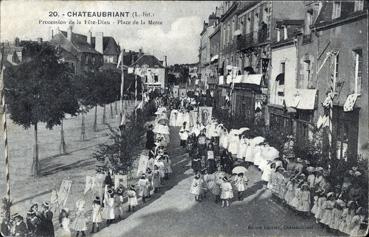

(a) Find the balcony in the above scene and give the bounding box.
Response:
[236,33,254,51]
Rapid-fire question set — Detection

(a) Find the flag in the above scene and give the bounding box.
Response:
[116,50,123,69]
[57,179,72,207]
[84,176,95,194]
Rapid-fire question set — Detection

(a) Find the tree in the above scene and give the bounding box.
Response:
[4,42,79,176]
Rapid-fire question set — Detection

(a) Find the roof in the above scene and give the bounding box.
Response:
[50,31,101,55]
[91,36,120,55]
[276,19,305,27]
[131,54,165,68]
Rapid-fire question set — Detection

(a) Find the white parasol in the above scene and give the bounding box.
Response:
[232,166,248,174]
[253,136,265,145]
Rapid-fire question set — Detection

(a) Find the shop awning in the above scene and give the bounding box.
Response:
[233,74,263,85]
[233,30,242,36]
[285,88,317,110]
[211,55,219,62]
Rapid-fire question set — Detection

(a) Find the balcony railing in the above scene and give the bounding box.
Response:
[258,27,269,43]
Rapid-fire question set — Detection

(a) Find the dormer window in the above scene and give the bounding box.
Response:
[277,28,281,42]
[305,10,313,35]
[283,25,288,40]
[354,0,364,11]
[332,1,341,19]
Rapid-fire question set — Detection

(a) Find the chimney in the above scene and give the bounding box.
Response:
[139,48,143,57]
[37,38,43,44]
[95,32,103,53]
[67,25,73,41]
[164,56,167,67]
[87,30,92,45]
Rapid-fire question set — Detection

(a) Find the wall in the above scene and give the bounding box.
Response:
[315,17,368,157]
[270,44,297,105]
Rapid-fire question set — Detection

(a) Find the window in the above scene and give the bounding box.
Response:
[254,11,259,31]
[246,16,251,34]
[154,75,159,83]
[353,49,363,94]
[304,60,311,85]
[277,28,281,42]
[305,11,313,35]
[332,1,341,19]
[354,0,364,11]
[283,25,288,40]
[281,62,286,74]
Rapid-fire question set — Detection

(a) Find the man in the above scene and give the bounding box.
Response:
[146,124,155,150]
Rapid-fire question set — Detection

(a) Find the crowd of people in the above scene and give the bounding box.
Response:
[168,95,368,235]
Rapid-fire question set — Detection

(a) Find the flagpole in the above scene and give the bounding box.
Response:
[120,49,125,122]
[1,64,11,217]
[134,66,138,122]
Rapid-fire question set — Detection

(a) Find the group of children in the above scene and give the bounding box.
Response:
[267,162,368,236]
[0,202,54,237]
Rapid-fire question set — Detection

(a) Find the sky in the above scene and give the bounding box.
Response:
[0,0,220,65]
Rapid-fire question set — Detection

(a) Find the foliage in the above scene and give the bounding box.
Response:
[0,197,12,222]
[4,42,79,129]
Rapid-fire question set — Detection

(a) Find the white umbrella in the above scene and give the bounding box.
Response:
[153,124,170,134]
[238,127,249,134]
[253,136,265,145]
[263,147,280,160]
[232,166,248,174]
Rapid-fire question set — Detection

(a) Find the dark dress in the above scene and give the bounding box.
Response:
[192,158,201,173]
[13,221,28,237]
[146,130,155,150]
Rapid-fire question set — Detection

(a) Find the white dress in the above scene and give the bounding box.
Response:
[245,139,255,163]
[234,176,247,192]
[176,112,184,127]
[183,112,191,130]
[190,178,203,195]
[253,146,263,168]
[261,162,273,182]
[220,182,234,199]
[237,138,247,159]
[228,134,240,155]
[92,203,103,223]
[103,197,115,220]
[220,131,229,149]
[169,110,178,126]
[127,190,138,206]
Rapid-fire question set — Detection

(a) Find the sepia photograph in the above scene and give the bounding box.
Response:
[0,0,368,236]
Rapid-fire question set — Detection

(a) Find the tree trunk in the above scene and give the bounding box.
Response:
[81,112,86,140]
[110,103,114,118]
[93,106,97,132]
[32,123,40,176]
[115,101,118,115]
[60,120,66,154]
[102,105,106,124]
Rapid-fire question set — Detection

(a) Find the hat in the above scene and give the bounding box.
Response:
[335,199,345,207]
[327,192,334,198]
[27,210,36,215]
[195,174,201,179]
[296,157,303,163]
[356,207,364,215]
[130,184,135,190]
[299,173,306,178]
[30,203,38,209]
[352,166,358,171]
[287,135,294,139]
[94,196,100,202]
[42,202,50,208]
[315,167,323,172]
[335,184,341,189]
[12,213,23,220]
[222,176,229,182]
[301,183,309,189]
[347,201,355,208]
[348,170,354,176]
[306,166,315,172]
[354,171,362,177]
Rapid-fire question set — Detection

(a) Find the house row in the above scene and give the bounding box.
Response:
[1,27,167,90]
[199,1,368,162]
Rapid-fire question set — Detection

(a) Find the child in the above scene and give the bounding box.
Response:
[190,174,203,201]
[127,185,138,212]
[349,207,366,236]
[306,166,316,190]
[145,168,154,197]
[315,191,327,222]
[152,165,161,193]
[220,176,233,207]
[137,174,150,203]
[320,192,335,227]
[329,199,345,231]
[179,123,189,148]
[297,183,311,215]
[311,190,322,216]
[103,188,115,225]
[234,173,248,201]
[206,143,216,174]
[338,200,356,234]
[71,199,87,237]
[12,214,28,237]
[91,197,102,233]
[290,181,303,210]
[58,208,71,237]
[26,209,40,236]
[284,178,296,206]
[114,192,123,221]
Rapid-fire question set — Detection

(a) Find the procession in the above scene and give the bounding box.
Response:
[1,1,368,237]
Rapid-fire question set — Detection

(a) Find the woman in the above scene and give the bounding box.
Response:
[137,174,150,203]
[220,176,233,207]
[206,143,216,174]
[58,208,71,237]
[103,188,115,225]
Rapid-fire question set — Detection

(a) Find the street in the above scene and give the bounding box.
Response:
[93,127,337,237]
